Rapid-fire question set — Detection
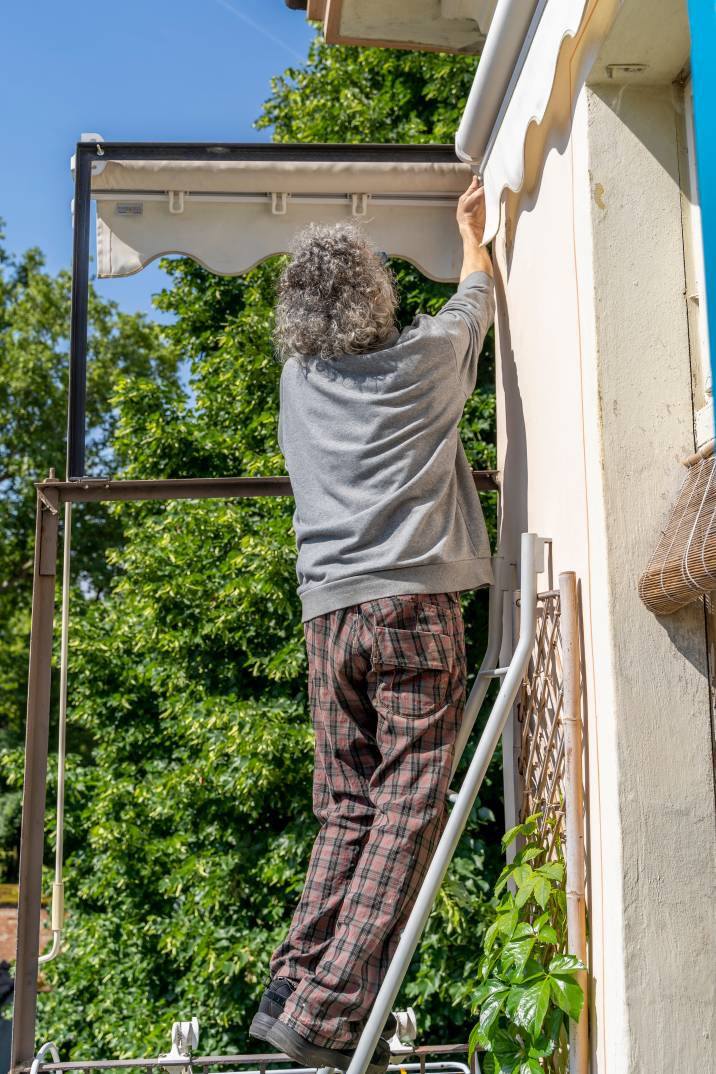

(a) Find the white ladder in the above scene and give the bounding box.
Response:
[346,533,546,1074]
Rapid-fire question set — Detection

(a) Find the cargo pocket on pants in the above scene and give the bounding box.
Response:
[371,624,455,718]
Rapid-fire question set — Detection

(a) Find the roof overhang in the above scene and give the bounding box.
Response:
[290,0,497,55]
[77,143,472,283]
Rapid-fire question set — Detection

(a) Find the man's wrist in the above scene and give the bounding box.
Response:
[459,227,486,248]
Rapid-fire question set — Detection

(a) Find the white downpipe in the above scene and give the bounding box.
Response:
[346,533,545,1074]
[38,503,71,965]
[449,554,505,784]
[454,0,541,168]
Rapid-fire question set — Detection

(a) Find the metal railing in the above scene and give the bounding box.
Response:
[26,1044,477,1074]
[11,472,497,1071]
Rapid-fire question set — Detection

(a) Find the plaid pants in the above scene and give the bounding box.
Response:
[269,592,467,1048]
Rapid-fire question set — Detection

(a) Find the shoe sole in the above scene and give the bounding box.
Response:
[249,1011,276,1042]
[251,1009,395,1047]
[266,1021,388,1074]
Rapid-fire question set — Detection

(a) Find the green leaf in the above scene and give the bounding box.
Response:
[532,874,552,909]
[536,922,559,944]
[537,861,564,882]
[511,864,534,888]
[481,1053,498,1074]
[490,1027,524,1071]
[519,1060,543,1074]
[494,861,529,896]
[484,922,500,953]
[480,989,509,1034]
[474,978,510,1006]
[519,845,542,863]
[518,957,548,983]
[501,814,539,850]
[510,978,551,1034]
[532,1007,564,1057]
[514,877,536,908]
[497,907,519,936]
[502,936,536,975]
[468,1022,482,1063]
[549,973,585,1022]
[549,954,585,974]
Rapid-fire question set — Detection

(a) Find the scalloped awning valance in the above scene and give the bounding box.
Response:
[456,0,621,243]
[83,145,473,283]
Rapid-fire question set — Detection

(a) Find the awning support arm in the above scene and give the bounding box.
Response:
[67,143,92,481]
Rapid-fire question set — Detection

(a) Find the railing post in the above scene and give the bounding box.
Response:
[11,486,60,1072]
[559,572,588,1074]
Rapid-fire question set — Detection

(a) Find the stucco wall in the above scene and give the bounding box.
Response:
[494,53,716,1074]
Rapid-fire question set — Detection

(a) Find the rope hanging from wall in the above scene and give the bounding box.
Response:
[639,442,716,615]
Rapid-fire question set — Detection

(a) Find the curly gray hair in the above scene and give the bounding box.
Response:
[274,223,398,362]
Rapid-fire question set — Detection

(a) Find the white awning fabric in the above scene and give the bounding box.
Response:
[474,0,619,242]
[90,156,473,282]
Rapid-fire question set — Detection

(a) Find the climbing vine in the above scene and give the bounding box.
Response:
[469,815,585,1074]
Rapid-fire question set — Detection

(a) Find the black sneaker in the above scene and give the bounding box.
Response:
[250,979,397,1046]
[249,978,297,1042]
[266,1021,390,1074]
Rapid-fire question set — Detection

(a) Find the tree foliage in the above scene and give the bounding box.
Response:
[3,35,503,1059]
[0,234,174,876]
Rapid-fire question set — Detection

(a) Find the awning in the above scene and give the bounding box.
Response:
[84,144,472,283]
[456,0,620,242]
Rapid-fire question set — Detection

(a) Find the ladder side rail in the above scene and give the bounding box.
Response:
[346,533,545,1074]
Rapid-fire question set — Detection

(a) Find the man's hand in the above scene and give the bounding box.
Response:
[457,176,486,243]
[456,176,493,281]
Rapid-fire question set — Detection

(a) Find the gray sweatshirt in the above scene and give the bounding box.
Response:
[278,270,496,622]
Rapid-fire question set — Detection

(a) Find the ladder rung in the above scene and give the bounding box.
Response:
[477,666,509,678]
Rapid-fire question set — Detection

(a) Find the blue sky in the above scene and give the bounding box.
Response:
[1,1,315,316]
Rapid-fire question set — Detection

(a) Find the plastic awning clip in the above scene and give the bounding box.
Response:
[351,193,369,217]
[168,191,185,214]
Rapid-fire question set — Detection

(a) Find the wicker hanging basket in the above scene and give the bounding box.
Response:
[639,445,716,615]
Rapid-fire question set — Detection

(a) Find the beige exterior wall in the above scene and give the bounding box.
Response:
[495,2,716,1070]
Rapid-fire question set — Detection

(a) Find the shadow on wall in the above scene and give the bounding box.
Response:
[491,0,612,560]
[652,597,711,678]
[492,0,670,564]
[493,263,528,567]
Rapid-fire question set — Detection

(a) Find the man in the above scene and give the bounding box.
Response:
[250,179,494,1073]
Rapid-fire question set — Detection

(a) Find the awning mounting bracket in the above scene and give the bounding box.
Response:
[352,193,369,217]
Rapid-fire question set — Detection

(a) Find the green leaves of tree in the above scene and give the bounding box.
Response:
[0,232,176,875]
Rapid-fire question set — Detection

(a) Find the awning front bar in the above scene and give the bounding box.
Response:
[77,142,463,164]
